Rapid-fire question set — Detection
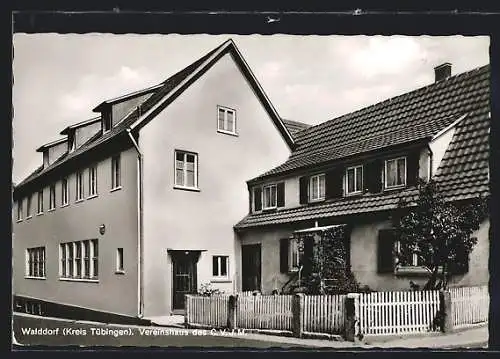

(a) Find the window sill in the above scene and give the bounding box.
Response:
[61,203,69,208]
[211,278,231,283]
[75,198,85,203]
[59,277,99,283]
[173,185,200,192]
[345,191,363,197]
[87,194,98,200]
[217,129,239,137]
[25,276,46,280]
[115,270,125,275]
[36,213,43,216]
[16,219,22,223]
[308,198,325,204]
[47,208,56,213]
[384,185,406,192]
[110,186,122,193]
[395,266,435,277]
[26,215,33,220]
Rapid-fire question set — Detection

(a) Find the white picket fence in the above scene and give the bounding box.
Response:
[302,294,346,335]
[185,294,230,328]
[450,285,489,328]
[358,290,441,335]
[236,295,293,331]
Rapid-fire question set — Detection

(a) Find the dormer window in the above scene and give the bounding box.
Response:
[385,157,407,189]
[263,184,277,210]
[103,111,112,133]
[309,174,325,202]
[345,165,363,195]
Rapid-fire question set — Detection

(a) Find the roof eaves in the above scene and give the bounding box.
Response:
[35,137,68,152]
[60,116,102,135]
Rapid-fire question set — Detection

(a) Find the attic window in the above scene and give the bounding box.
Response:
[103,112,112,133]
[217,106,237,135]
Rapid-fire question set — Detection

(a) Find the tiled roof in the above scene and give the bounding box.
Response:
[253,65,490,181]
[281,119,311,140]
[236,64,490,229]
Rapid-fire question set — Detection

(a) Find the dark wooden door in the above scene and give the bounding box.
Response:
[172,253,197,310]
[241,244,261,292]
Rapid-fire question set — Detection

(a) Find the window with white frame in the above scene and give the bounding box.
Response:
[26,247,46,278]
[263,184,277,209]
[61,177,69,206]
[116,248,124,272]
[345,165,363,195]
[59,239,98,280]
[37,190,43,214]
[217,106,236,134]
[17,199,23,221]
[309,174,325,201]
[212,255,229,278]
[26,195,32,218]
[76,170,84,201]
[111,155,121,189]
[174,150,198,189]
[385,157,407,189]
[49,184,56,210]
[89,165,98,196]
[289,239,301,271]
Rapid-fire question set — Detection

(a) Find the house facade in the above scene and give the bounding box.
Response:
[235,63,490,294]
[12,39,294,319]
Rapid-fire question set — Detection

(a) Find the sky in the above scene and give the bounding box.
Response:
[12,34,490,183]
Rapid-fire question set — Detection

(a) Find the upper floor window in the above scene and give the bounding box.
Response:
[26,246,46,278]
[174,150,198,189]
[345,165,363,195]
[385,157,406,189]
[26,195,32,218]
[309,174,325,202]
[17,199,23,221]
[103,112,112,133]
[76,170,84,201]
[111,155,121,189]
[217,106,237,135]
[212,255,229,279]
[37,190,44,214]
[263,184,279,209]
[116,248,124,273]
[89,165,98,196]
[253,183,285,212]
[61,177,69,206]
[49,184,56,210]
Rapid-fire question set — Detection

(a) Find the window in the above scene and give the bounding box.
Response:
[103,111,112,133]
[346,166,363,195]
[289,239,300,271]
[263,184,277,209]
[49,184,56,210]
[385,157,407,189]
[217,106,237,134]
[61,177,69,206]
[76,170,84,200]
[111,155,121,189]
[17,199,23,221]
[174,151,198,189]
[26,195,32,218]
[212,256,229,278]
[395,241,426,267]
[26,247,46,278]
[89,165,98,196]
[60,240,98,280]
[309,174,325,201]
[37,190,44,214]
[116,248,124,272]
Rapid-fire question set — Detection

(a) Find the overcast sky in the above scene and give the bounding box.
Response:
[12,34,490,183]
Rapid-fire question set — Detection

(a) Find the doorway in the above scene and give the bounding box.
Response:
[171,251,198,311]
[241,244,261,292]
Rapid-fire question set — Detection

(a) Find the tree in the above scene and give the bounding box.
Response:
[394,179,488,290]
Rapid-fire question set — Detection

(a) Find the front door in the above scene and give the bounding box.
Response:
[241,244,261,292]
[172,252,198,310]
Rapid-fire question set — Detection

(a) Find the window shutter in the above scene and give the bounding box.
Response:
[299,177,308,204]
[377,229,396,273]
[280,238,289,273]
[325,168,343,199]
[406,151,420,187]
[451,247,471,275]
[277,182,285,208]
[365,160,382,193]
[254,187,262,212]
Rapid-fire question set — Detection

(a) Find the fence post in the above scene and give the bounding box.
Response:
[227,294,237,329]
[292,293,304,338]
[184,295,191,328]
[344,293,360,342]
[440,290,454,333]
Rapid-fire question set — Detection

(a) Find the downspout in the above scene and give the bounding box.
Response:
[426,144,434,180]
[127,128,144,318]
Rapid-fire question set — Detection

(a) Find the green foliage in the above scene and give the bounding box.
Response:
[394,179,488,289]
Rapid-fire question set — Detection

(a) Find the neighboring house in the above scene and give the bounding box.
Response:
[235,63,490,294]
[12,39,298,319]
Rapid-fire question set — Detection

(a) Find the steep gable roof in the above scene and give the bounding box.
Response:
[236,64,490,230]
[252,64,490,182]
[14,39,295,195]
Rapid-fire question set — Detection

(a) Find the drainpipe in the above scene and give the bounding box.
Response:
[127,128,144,318]
[426,144,434,180]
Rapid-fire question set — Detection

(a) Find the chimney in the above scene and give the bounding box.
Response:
[434,63,452,82]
